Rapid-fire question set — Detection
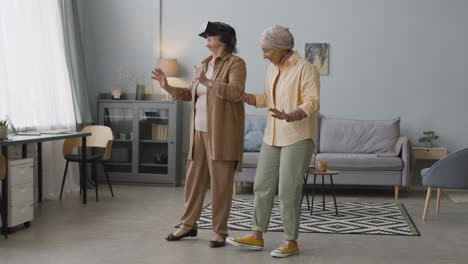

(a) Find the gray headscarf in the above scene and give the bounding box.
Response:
[260,25,294,51]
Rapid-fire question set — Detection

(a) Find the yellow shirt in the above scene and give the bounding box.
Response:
[254,51,320,146]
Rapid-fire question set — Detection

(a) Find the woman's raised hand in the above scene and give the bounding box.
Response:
[151,68,169,90]
[193,65,208,84]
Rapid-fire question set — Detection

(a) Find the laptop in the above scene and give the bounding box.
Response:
[6,115,41,136]
[6,115,71,136]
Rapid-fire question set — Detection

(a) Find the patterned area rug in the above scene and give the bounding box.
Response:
[195,199,420,236]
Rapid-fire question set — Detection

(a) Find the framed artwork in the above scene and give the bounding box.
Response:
[305,43,329,75]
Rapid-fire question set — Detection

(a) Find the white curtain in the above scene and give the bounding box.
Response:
[0,0,80,200]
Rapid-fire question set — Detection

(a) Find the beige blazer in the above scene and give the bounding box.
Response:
[169,52,247,171]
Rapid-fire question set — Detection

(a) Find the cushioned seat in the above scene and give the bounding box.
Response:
[64,154,103,162]
[60,125,114,201]
[243,152,260,168]
[315,153,403,171]
[421,147,468,220]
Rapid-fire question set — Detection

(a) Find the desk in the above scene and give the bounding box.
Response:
[0,132,90,238]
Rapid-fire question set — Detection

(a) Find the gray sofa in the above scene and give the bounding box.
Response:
[235,115,411,199]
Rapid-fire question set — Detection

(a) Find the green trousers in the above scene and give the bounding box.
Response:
[252,139,314,240]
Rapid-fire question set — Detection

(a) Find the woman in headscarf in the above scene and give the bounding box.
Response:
[152,21,246,248]
[226,25,320,258]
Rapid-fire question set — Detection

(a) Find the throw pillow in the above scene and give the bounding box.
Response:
[244,117,266,152]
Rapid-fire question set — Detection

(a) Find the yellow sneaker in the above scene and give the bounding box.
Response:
[226,234,264,250]
[270,241,300,258]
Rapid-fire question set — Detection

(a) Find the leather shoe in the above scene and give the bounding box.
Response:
[165,229,197,241]
[210,240,226,248]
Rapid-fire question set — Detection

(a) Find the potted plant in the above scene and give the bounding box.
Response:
[0,119,8,139]
[419,130,439,148]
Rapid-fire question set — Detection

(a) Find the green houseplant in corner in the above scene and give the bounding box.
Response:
[419,130,439,148]
[0,119,8,139]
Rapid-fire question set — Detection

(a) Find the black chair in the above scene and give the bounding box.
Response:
[59,126,114,201]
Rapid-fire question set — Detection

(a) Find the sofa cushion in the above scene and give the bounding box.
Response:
[319,117,400,153]
[243,152,260,168]
[242,152,315,169]
[316,153,403,171]
[244,116,266,152]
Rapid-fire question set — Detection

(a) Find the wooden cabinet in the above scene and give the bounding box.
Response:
[97,99,182,186]
[413,147,448,160]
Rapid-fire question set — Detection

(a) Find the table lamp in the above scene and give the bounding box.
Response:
[157,59,179,100]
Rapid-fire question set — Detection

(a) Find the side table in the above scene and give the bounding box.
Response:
[302,169,340,216]
[412,147,448,188]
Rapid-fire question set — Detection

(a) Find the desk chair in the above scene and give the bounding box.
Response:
[0,155,7,238]
[422,147,468,220]
[59,126,114,201]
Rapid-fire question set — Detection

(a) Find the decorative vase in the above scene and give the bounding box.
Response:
[136,84,145,100]
[424,142,433,148]
[0,126,7,139]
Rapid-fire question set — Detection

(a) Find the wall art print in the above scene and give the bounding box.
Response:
[305,43,329,75]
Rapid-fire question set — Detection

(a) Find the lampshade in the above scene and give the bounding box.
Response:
[157,58,179,77]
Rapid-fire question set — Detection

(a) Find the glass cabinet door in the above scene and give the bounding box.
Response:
[103,107,133,173]
[138,108,170,175]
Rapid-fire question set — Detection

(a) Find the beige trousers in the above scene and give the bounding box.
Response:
[180,131,236,238]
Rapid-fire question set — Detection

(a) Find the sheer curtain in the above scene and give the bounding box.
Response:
[59,0,93,125]
[0,0,80,200]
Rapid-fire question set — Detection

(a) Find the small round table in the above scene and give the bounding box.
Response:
[302,169,340,216]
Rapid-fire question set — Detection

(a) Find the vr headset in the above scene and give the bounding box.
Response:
[199,21,235,44]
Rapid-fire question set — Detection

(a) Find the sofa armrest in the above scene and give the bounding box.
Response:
[400,136,411,187]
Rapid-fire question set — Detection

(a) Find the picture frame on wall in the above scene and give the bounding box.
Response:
[305,43,329,75]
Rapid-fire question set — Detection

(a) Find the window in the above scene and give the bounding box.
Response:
[0,0,75,130]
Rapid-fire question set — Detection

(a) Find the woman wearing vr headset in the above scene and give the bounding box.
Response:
[227,25,320,258]
[152,21,246,248]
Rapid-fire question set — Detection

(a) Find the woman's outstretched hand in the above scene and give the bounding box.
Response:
[232,93,256,106]
[268,108,289,121]
[151,68,169,90]
[268,107,307,122]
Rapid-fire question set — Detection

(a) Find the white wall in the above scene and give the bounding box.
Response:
[79,0,468,155]
[161,0,468,152]
[77,0,159,117]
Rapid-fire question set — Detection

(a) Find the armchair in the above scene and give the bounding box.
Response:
[421,147,468,220]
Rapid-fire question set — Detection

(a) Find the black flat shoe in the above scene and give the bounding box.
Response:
[210,240,226,248]
[165,229,197,241]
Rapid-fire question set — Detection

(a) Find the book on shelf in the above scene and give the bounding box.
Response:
[151,123,169,140]
[152,123,160,140]
[158,124,163,140]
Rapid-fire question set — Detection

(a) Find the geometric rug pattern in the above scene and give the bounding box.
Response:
[195,199,420,236]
